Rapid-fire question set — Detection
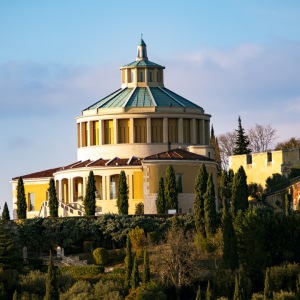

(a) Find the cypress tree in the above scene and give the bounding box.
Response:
[142,248,150,284]
[156,177,165,214]
[2,202,10,221]
[0,221,20,270]
[16,177,27,219]
[44,251,59,300]
[220,170,228,188]
[231,166,248,217]
[206,281,212,300]
[196,285,202,300]
[296,275,300,300]
[210,124,215,141]
[233,116,251,155]
[131,256,140,291]
[48,178,58,218]
[222,197,239,270]
[233,275,243,300]
[83,171,96,216]
[264,268,271,300]
[164,165,178,212]
[13,291,18,300]
[228,169,235,184]
[117,170,129,215]
[194,165,209,237]
[125,234,133,289]
[204,173,217,237]
[285,193,291,216]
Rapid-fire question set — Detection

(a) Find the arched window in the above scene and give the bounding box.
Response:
[132,71,134,83]
[140,71,143,82]
[138,50,140,57]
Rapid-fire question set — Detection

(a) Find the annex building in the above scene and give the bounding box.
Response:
[11,39,218,219]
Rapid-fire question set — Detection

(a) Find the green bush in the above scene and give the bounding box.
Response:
[194,233,215,253]
[269,263,300,293]
[147,232,159,245]
[93,248,109,265]
[94,280,123,300]
[83,241,92,253]
[58,266,104,277]
[251,293,264,300]
[112,268,126,276]
[125,282,167,300]
[110,249,126,262]
[273,291,297,300]
[136,249,144,260]
[60,280,94,300]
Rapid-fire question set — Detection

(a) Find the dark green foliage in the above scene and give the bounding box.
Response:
[289,166,300,180]
[211,124,215,140]
[48,178,58,218]
[2,202,10,221]
[13,290,17,300]
[83,171,96,216]
[206,281,212,300]
[44,251,59,300]
[285,193,292,216]
[171,215,183,232]
[117,170,129,215]
[222,198,239,270]
[125,234,133,289]
[234,208,268,288]
[228,169,235,184]
[231,166,249,217]
[135,202,144,215]
[58,265,104,276]
[264,268,271,300]
[194,165,209,236]
[275,137,300,150]
[233,275,243,300]
[248,183,263,200]
[0,221,20,270]
[16,177,27,219]
[93,248,109,265]
[83,241,92,253]
[265,173,287,188]
[220,170,232,199]
[131,256,140,291]
[196,285,201,300]
[296,275,300,300]
[156,177,165,214]
[142,248,150,284]
[233,116,251,155]
[204,173,217,237]
[164,165,178,212]
[220,170,228,188]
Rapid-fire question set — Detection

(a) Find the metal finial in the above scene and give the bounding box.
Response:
[141,33,143,40]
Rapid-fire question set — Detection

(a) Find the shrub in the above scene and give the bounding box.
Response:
[273,291,297,300]
[58,266,105,277]
[269,263,300,293]
[194,233,215,253]
[216,298,229,300]
[128,226,147,251]
[112,268,126,276]
[83,241,92,253]
[135,202,144,215]
[248,183,263,200]
[93,248,109,265]
[251,293,264,300]
[94,280,124,300]
[115,249,126,261]
[147,232,159,245]
[19,270,46,296]
[266,173,287,188]
[289,166,300,180]
[125,282,167,300]
[60,280,94,300]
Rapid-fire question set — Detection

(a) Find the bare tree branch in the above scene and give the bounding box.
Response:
[247,124,277,153]
[217,131,236,170]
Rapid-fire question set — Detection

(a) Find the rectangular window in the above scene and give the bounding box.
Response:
[151,118,163,143]
[28,193,35,211]
[176,174,183,193]
[168,118,178,143]
[134,118,147,143]
[149,72,152,82]
[93,121,99,145]
[183,119,191,143]
[82,122,88,147]
[140,72,143,82]
[77,123,80,148]
[118,119,130,143]
[132,71,134,83]
[247,155,252,164]
[110,176,118,199]
[267,152,272,162]
[104,120,113,144]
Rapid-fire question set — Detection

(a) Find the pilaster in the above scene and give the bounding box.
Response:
[147,118,151,143]
[87,121,91,146]
[163,118,168,143]
[202,119,206,145]
[130,118,134,143]
[191,119,196,144]
[113,119,118,144]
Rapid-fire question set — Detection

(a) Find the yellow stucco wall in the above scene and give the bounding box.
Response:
[229,149,300,188]
[146,162,218,195]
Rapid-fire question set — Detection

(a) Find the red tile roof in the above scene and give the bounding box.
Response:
[12,167,63,180]
[144,148,214,161]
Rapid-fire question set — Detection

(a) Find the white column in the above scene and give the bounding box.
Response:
[207,120,210,145]
[113,119,118,144]
[80,123,83,148]
[202,120,206,145]
[87,121,91,146]
[178,118,183,143]
[130,118,134,143]
[70,178,74,203]
[191,119,196,144]
[59,180,63,202]
[163,118,168,143]
[145,68,148,85]
[83,177,87,198]
[147,118,151,143]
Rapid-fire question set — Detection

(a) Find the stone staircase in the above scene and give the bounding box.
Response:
[61,255,88,266]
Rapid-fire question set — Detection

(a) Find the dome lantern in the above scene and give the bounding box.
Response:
[136,35,148,61]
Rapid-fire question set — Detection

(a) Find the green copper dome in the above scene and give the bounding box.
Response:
[138,39,146,46]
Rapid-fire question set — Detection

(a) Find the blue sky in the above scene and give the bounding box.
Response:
[1,0,300,214]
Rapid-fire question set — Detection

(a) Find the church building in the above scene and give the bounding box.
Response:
[11,39,218,219]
